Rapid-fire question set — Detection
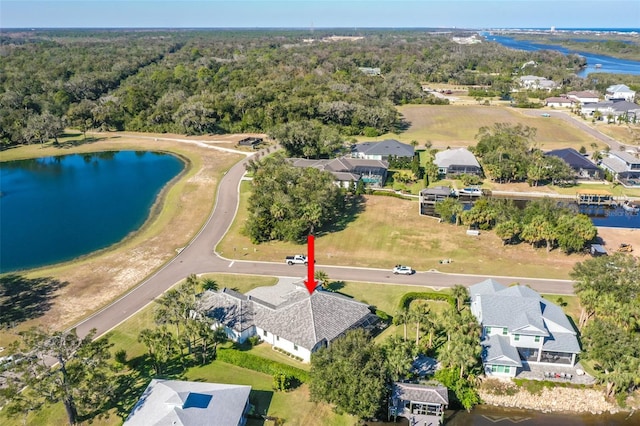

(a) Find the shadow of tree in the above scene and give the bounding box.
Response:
[326,280,346,292]
[247,390,274,426]
[316,195,366,237]
[0,274,68,327]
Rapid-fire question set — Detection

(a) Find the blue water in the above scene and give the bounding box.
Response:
[487,34,640,77]
[0,151,184,272]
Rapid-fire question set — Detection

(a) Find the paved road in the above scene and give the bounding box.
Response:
[520,109,628,152]
[73,144,578,339]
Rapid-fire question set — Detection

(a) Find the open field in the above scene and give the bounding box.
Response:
[219,183,604,280]
[364,104,603,151]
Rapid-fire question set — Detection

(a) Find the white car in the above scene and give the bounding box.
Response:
[393,265,414,275]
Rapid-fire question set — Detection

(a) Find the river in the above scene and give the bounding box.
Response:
[484,34,640,77]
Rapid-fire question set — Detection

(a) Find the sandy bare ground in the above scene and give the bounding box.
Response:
[1,134,242,345]
[595,226,640,257]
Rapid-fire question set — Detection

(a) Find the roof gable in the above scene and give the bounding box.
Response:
[393,382,449,405]
[434,148,480,168]
[482,335,522,367]
[354,139,414,157]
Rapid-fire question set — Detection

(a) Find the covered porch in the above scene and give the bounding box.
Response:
[389,382,448,426]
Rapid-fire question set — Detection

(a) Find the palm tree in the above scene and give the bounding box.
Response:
[393,309,409,341]
[410,303,430,345]
[314,270,329,288]
[451,285,469,312]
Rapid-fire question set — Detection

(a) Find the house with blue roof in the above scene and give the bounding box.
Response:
[470,279,580,378]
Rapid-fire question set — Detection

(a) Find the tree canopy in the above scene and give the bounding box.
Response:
[309,329,388,419]
[245,153,344,243]
[571,254,640,398]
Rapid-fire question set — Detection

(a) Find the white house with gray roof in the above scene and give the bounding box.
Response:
[434,148,482,177]
[519,75,557,91]
[605,84,636,102]
[600,151,640,185]
[351,139,414,161]
[199,280,378,362]
[581,100,640,122]
[124,379,251,426]
[470,279,580,378]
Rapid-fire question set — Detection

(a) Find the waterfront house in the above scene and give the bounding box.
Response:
[434,148,482,177]
[470,279,581,378]
[351,139,415,161]
[600,151,640,186]
[605,84,636,102]
[289,156,389,188]
[124,379,252,426]
[199,280,379,363]
[545,148,602,179]
[419,186,454,216]
[389,382,449,426]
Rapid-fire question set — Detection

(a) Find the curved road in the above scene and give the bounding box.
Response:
[74,145,578,339]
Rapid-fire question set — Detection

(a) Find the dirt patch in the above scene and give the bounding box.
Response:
[594,226,640,257]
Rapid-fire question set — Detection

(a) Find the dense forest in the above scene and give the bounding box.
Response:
[0,29,636,146]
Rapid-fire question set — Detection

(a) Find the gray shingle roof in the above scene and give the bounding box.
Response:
[479,295,548,336]
[353,139,414,157]
[288,157,388,182]
[542,332,581,353]
[601,156,629,174]
[607,84,634,93]
[434,148,480,168]
[392,382,449,405]
[124,379,251,426]
[202,284,376,350]
[469,279,506,300]
[482,334,522,367]
[546,148,600,172]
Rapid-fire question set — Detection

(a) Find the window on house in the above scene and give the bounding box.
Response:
[276,335,279,341]
[535,336,540,343]
[514,334,520,341]
[485,326,491,334]
[263,330,267,337]
[502,328,508,335]
[293,344,298,351]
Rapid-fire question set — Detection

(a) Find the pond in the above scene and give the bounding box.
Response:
[0,151,184,272]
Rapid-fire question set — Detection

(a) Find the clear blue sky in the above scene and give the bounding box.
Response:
[2,1,639,29]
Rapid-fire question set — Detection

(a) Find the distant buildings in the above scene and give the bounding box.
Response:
[605,84,636,102]
[289,157,389,188]
[351,139,415,161]
[519,75,557,91]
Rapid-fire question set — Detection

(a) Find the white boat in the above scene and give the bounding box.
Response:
[456,187,483,197]
[621,201,639,213]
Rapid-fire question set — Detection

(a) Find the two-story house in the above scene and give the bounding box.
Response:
[470,279,581,378]
[605,84,636,102]
[600,151,640,185]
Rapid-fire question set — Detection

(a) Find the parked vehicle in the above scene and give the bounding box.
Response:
[618,243,633,253]
[541,113,551,117]
[621,200,639,214]
[393,265,414,275]
[285,255,310,265]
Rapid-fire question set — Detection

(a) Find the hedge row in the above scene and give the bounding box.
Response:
[398,292,455,310]
[217,348,309,383]
[370,190,414,200]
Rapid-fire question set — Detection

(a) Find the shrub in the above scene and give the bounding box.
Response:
[398,292,455,310]
[216,348,309,383]
[375,309,391,323]
[272,372,293,391]
[247,335,261,347]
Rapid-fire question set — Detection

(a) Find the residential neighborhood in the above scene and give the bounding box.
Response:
[1,23,640,426]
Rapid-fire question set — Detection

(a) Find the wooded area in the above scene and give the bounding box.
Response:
[1,28,622,147]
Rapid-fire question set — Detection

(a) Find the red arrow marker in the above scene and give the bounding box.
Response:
[304,234,316,294]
